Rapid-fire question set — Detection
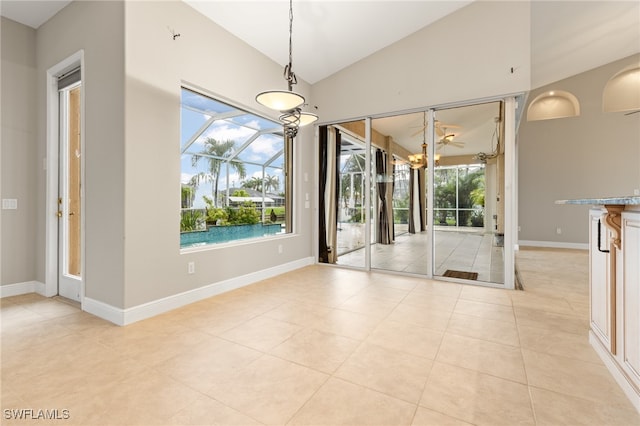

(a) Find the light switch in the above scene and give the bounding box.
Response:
[2,199,17,210]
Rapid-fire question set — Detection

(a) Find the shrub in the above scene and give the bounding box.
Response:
[232,189,251,197]
[203,195,228,225]
[470,210,484,227]
[207,207,228,225]
[351,208,363,223]
[202,195,261,226]
[180,209,204,232]
[232,202,260,225]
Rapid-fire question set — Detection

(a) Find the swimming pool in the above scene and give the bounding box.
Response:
[180,223,282,248]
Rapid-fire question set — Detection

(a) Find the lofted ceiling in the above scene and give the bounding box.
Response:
[182,0,473,85]
[0,0,72,29]
[6,1,637,87]
[2,0,638,159]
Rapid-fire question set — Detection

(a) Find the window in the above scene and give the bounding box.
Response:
[434,164,485,228]
[180,87,290,248]
[337,141,367,257]
[392,160,410,236]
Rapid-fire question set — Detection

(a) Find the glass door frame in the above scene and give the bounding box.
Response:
[44,51,85,300]
[58,81,83,301]
[317,95,519,289]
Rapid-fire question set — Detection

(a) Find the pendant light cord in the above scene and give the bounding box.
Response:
[422,111,427,157]
[284,0,297,91]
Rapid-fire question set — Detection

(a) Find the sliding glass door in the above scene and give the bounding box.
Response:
[318,97,517,288]
[318,121,370,269]
[336,131,367,267]
[431,102,504,284]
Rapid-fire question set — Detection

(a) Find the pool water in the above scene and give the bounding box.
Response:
[181,223,282,247]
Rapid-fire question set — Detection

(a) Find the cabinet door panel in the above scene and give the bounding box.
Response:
[623,212,640,384]
[590,209,614,351]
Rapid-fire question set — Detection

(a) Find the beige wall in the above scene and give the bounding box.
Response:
[1,18,38,285]
[518,54,640,245]
[122,1,315,308]
[3,0,636,312]
[35,1,126,307]
[2,0,315,311]
[311,0,531,122]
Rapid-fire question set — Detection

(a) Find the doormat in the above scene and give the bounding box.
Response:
[443,270,478,280]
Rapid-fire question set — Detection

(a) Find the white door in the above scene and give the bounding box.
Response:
[58,77,82,301]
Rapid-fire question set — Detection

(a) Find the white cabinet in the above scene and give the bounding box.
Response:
[621,211,640,390]
[589,207,640,413]
[558,198,640,412]
[589,208,614,352]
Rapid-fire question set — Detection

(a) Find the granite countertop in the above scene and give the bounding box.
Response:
[556,196,640,205]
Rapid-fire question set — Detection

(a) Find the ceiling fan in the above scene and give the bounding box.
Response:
[437,127,465,149]
[410,120,461,138]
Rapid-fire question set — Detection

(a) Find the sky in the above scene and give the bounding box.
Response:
[180,89,285,209]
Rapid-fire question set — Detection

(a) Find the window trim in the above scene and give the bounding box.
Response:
[179,84,293,251]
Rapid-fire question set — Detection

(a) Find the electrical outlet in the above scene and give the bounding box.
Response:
[556,227,562,235]
[518,226,521,232]
[278,244,283,254]
[634,189,640,196]
[188,261,195,274]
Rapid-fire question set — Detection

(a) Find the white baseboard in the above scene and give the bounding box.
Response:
[84,256,315,326]
[518,240,588,250]
[590,331,640,414]
[83,297,125,326]
[0,281,46,298]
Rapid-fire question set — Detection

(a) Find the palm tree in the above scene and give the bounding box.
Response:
[264,175,280,193]
[181,184,196,209]
[191,138,246,207]
[340,153,366,207]
[242,176,263,192]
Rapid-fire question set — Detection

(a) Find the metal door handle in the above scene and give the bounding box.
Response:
[598,219,610,253]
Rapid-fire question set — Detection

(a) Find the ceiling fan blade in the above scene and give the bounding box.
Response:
[435,123,462,130]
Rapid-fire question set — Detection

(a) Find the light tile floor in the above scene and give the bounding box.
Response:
[338,228,504,284]
[1,248,639,425]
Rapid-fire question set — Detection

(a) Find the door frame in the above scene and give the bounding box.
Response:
[315,94,520,289]
[45,50,85,301]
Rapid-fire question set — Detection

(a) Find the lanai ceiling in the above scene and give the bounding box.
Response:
[372,102,502,159]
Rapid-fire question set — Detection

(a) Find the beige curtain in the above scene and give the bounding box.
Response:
[324,128,338,262]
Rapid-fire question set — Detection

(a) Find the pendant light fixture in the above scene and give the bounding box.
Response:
[408,112,439,168]
[408,142,426,169]
[256,0,317,137]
